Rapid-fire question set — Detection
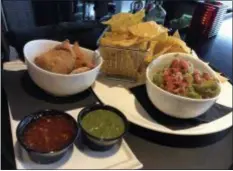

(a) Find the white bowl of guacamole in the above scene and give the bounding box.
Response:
[146,52,221,119]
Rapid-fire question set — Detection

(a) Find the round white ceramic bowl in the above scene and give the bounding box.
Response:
[23,39,103,96]
[146,52,221,119]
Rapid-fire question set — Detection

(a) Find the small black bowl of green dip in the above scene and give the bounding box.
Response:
[78,104,129,151]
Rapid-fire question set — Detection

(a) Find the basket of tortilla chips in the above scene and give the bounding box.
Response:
[98,10,228,82]
[98,10,148,80]
[98,10,168,80]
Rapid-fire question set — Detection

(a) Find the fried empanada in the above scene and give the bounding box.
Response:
[35,40,76,74]
[73,42,95,69]
[70,67,91,74]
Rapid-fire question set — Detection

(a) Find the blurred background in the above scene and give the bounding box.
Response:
[1,0,232,30]
[1,0,232,61]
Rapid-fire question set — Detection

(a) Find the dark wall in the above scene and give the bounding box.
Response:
[163,0,198,26]
[31,1,74,26]
[2,0,36,30]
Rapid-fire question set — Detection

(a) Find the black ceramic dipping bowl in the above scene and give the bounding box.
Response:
[78,104,129,151]
[16,109,78,164]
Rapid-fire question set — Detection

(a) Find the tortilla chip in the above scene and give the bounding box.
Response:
[100,37,138,47]
[173,30,181,39]
[131,41,149,51]
[165,37,191,53]
[215,72,229,83]
[148,41,158,56]
[129,21,167,39]
[165,45,189,53]
[104,31,130,41]
[151,32,168,41]
[102,13,133,25]
[132,9,145,23]
[145,45,173,63]
[103,10,145,33]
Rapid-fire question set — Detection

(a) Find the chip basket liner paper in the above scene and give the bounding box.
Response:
[98,46,148,81]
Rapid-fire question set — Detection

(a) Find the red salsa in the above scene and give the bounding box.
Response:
[23,115,76,153]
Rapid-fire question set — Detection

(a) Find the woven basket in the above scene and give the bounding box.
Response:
[99,45,148,81]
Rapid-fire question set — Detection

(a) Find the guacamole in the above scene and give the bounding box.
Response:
[81,110,125,139]
[152,58,220,99]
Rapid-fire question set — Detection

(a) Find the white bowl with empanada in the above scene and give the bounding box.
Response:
[23,39,103,96]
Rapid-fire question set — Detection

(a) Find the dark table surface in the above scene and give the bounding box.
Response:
[190,16,233,82]
[2,17,232,169]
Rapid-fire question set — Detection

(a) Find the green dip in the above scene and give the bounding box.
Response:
[81,110,125,139]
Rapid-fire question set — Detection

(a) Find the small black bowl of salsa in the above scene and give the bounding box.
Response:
[16,109,78,164]
[78,104,129,151]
